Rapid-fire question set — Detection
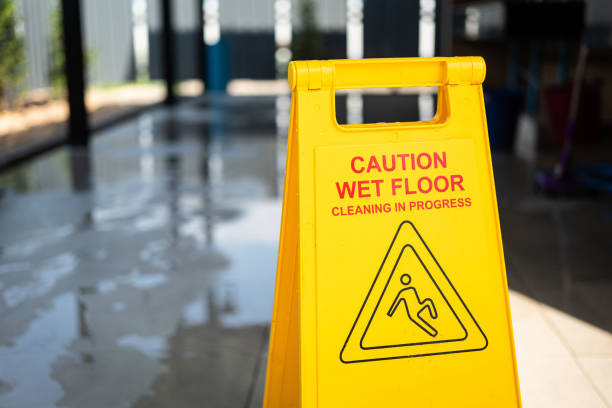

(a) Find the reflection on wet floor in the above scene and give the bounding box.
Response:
[0,95,610,407]
[0,97,285,408]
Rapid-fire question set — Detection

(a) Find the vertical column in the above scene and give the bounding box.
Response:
[418,0,436,58]
[203,0,223,91]
[436,0,453,56]
[418,0,436,121]
[345,0,363,124]
[346,0,363,59]
[161,0,175,104]
[203,0,220,46]
[196,0,206,89]
[132,0,150,82]
[274,0,292,78]
[60,0,89,146]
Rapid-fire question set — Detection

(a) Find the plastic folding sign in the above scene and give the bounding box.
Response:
[264,57,521,408]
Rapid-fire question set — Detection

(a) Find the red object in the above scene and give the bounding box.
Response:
[542,81,602,147]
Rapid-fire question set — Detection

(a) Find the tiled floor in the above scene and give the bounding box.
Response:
[0,95,610,407]
[511,291,611,407]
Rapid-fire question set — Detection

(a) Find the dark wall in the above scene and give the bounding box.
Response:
[150,30,346,81]
[223,32,276,79]
[223,31,345,79]
[149,31,202,80]
[320,32,347,60]
[364,0,419,58]
[335,94,421,124]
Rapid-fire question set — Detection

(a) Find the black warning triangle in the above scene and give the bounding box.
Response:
[340,221,487,364]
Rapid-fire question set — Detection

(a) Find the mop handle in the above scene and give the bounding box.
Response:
[560,43,589,173]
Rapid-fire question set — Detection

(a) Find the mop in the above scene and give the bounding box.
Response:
[535,43,595,195]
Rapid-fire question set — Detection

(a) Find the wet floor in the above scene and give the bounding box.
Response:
[0,96,287,408]
[0,95,611,407]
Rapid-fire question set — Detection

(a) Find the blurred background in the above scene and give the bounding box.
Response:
[0,0,610,407]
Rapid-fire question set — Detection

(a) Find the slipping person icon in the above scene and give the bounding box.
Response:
[387,274,438,337]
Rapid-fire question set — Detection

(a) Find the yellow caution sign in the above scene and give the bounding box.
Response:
[264,57,521,408]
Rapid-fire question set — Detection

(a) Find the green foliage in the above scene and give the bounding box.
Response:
[49,7,95,97]
[292,0,324,60]
[0,0,25,108]
[49,7,65,96]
